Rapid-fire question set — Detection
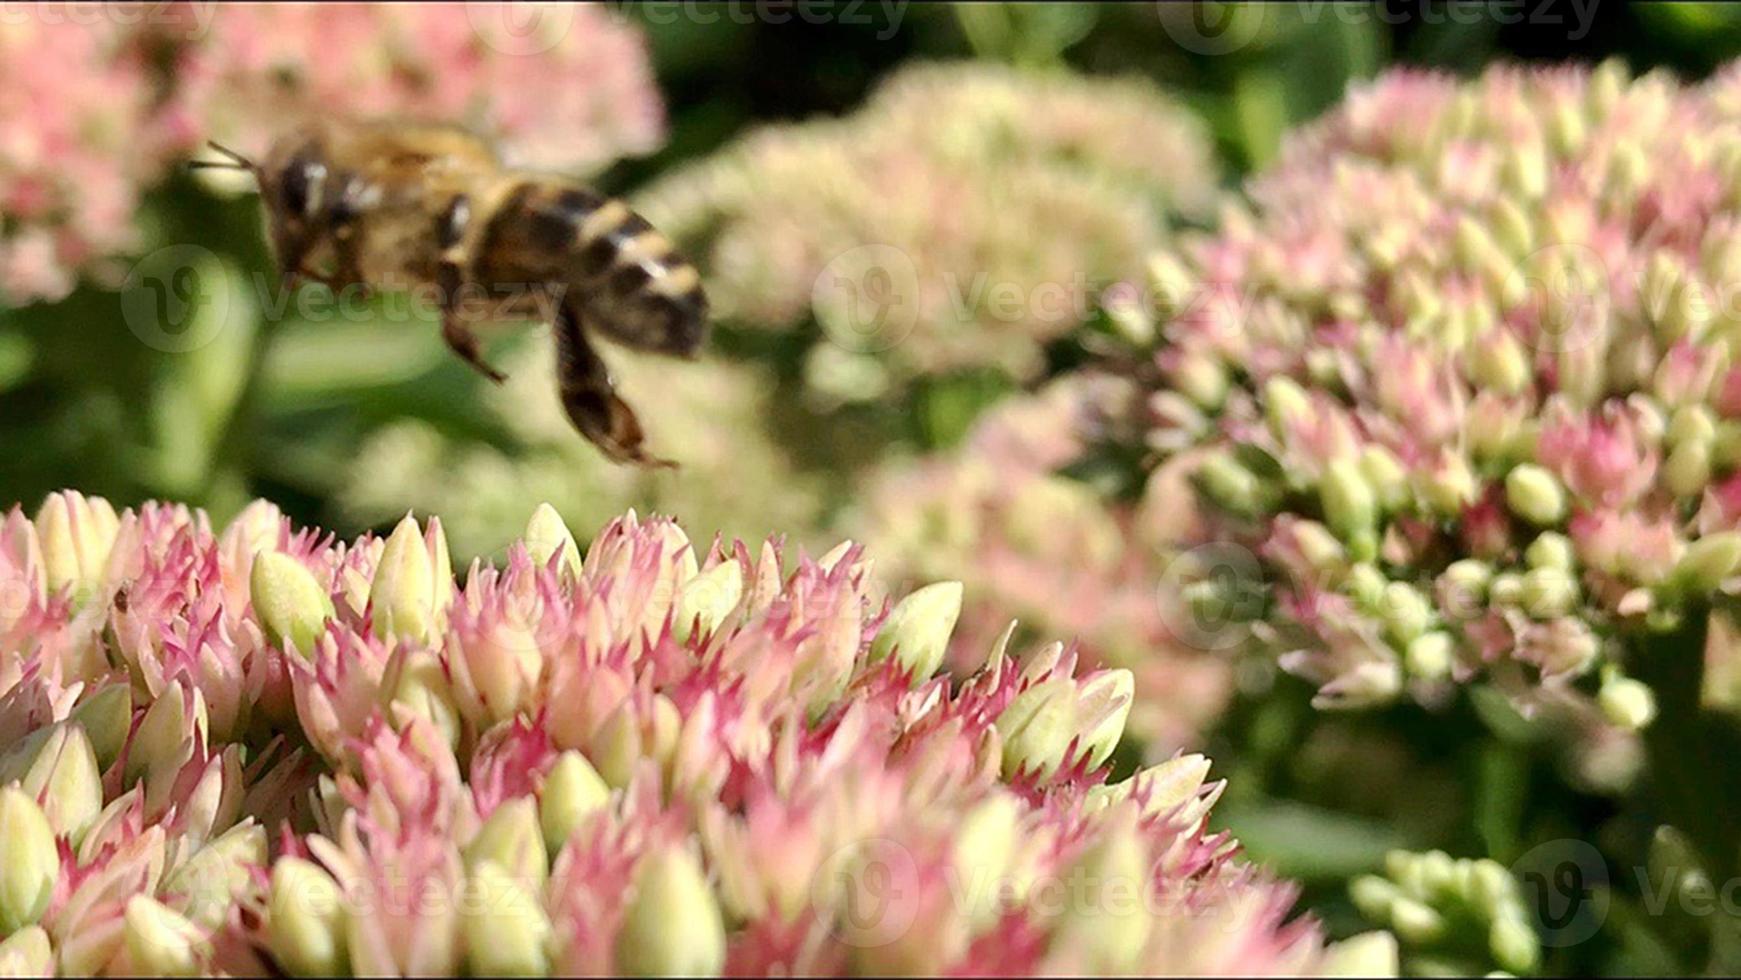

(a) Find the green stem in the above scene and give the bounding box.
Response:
[1632,611,1741,883]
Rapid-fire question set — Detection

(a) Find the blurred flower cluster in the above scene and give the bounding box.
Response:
[174,2,663,173]
[0,490,1370,976]
[336,343,828,563]
[1351,849,1541,976]
[0,18,188,302]
[1101,60,1741,784]
[636,61,1221,406]
[0,2,663,304]
[854,372,1233,752]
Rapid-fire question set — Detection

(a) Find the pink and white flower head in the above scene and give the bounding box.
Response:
[0,493,1348,976]
[1113,60,1741,783]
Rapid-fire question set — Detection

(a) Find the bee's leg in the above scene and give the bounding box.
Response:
[437,259,507,384]
[554,300,675,469]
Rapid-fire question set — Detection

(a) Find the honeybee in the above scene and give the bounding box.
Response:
[194,119,708,467]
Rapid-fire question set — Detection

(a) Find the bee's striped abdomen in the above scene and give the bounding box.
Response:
[474,181,707,358]
[570,196,708,358]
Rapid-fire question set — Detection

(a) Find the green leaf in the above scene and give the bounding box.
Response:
[1217,799,1411,881]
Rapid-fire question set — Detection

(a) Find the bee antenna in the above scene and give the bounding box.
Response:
[205,141,258,171]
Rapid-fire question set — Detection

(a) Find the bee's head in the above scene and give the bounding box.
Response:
[255,131,335,279]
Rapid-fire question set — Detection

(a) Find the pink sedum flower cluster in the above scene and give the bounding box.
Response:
[0,491,1361,976]
[1123,61,1741,764]
[0,3,663,304]
[635,61,1220,406]
[858,372,1234,752]
[0,18,190,303]
[174,2,664,174]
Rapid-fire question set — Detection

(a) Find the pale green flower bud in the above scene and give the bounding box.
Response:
[1470,330,1531,395]
[1388,896,1446,944]
[0,788,56,934]
[1415,849,1458,897]
[673,561,744,644]
[1599,671,1658,730]
[1134,753,1213,818]
[0,926,52,977]
[1489,196,1536,258]
[1381,582,1434,645]
[1505,464,1566,526]
[1194,452,1272,519]
[1349,875,1402,922]
[1421,452,1478,517]
[368,514,452,644]
[386,651,462,750]
[1359,446,1410,512]
[1050,813,1152,972]
[868,581,963,681]
[1672,531,1741,594]
[1665,440,1713,497]
[1174,352,1228,409]
[1490,914,1542,975]
[1291,520,1346,576]
[1520,568,1579,619]
[1320,931,1400,977]
[1668,404,1717,451]
[1503,139,1549,199]
[1312,661,1402,710]
[590,707,642,790]
[124,895,208,976]
[19,721,101,845]
[250,552,334,658]
[1346,563,1388,610]
[616,844,725,977]
[1647,826,1712,914]
[1714,421,1741,469]
[540,751,611,854]
[1146,252,1197,322]
[126,682,205,791]
[35,490,119,602]
[268,857,347,978]
[1263,376,1312,440]
[1405,632,1455,681]
[1076,669,1134,770]
[1438,559,1492,619]
[468,798,547,887]
[1323,459,1377,542]
[995,678,1078,779]
[73,682,133,771]
[1525,532,1576,571]
[464,861,552,977]
[525,502,582,578]
[951,792,1021,928]
[163,821,267,930]
[1489,572,1525,608]
[1467,858,1517,914]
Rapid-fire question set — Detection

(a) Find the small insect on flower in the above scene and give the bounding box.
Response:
[192,120,709,467]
